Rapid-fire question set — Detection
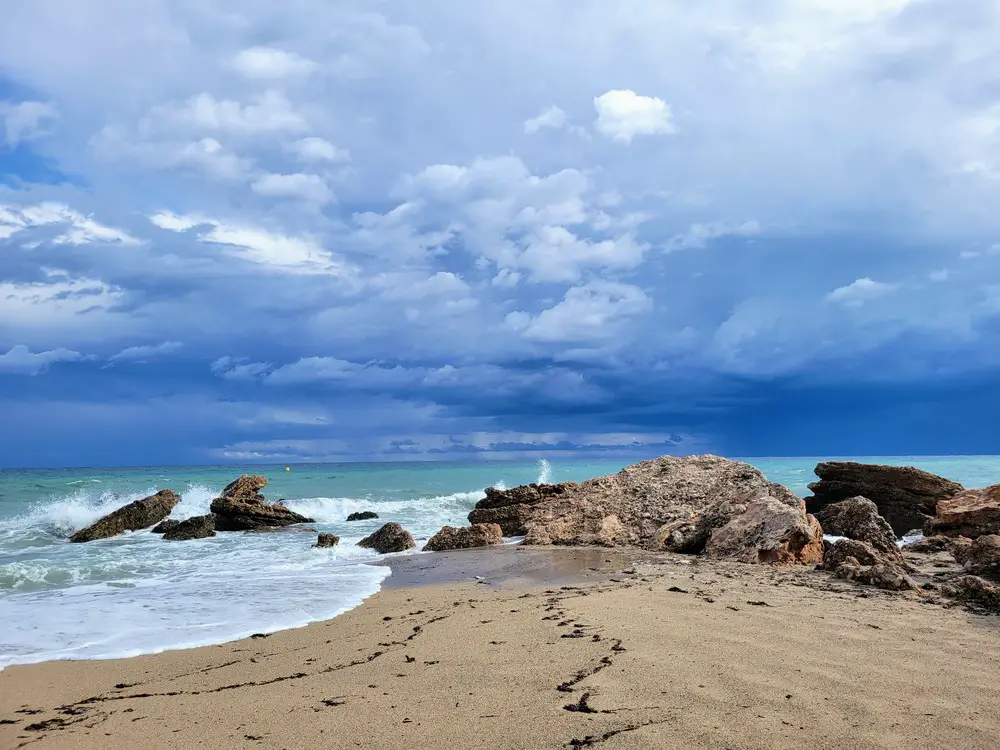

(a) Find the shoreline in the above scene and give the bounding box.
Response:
[3,547,998,749]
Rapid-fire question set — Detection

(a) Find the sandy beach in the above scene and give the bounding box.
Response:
[2,547,998,750]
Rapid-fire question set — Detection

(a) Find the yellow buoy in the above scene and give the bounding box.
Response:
[285,466,290,471]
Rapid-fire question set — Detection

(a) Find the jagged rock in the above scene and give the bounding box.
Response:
[925,485,1000,539]
[358,522,416,554]
[162,514,216,541]
[70,490,181,542]
[941,575,1000,613]
[151,519,181,534]
[823,539,888,569]
[469,455,824,565]
[964,535,1000,575]
[469,483,572,536]
[805,462,963,536]
[424,523,504,552]
[209,475,313,531]
[346,511,379,522]
[815,497,899,554]
[313,533,340,548]
[902,535,952,553]
[950,537,974,566]
[833,559,919,592]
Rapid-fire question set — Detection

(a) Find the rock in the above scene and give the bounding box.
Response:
[424,524,504,552]
[823,539,890,569]
[70,490,181,542]
[950,537,974,566]
[964,535,1000,575]
[313,532,340,548]
[815,496,898,554]
[469,455,824,565]
[346,511,379,522]
[833,559,919,592]
[924,485,1000,539]
[805,462,963,536]
[151,519,181,534]
[358,523,416,554]
[162,514,216,541]
[902,535,952,553]
[209,475,314,531]
[941,575,1000,613]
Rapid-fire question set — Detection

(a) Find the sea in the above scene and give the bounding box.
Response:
[1,455,996,669]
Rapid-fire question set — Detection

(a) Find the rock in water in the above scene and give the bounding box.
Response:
[314,533,340,548]
[70,490,181,542]
[469,455,824,565]
[964,535,1000,575]
[209,475,314,531]
[358,523,416,554]
[151,519,181,534]
[162,514,216,541]
[805,462,963,536]
[346,511,379,522]
[924,485,1000,539]
[424,524,503,552]
[815,497,899,554]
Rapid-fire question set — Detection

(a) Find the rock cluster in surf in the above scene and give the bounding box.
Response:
[210,475,314,531]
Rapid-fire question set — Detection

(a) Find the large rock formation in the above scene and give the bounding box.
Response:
[815,497,899,554]
[209,475,313,531]
[424,523,503,552]
[924,485,1000,539]
[469,455,823,565]
[162,514,216,541]
[805,462,963,536]
[70,490,180,542]
[346,511,379,522]
[358,523,416,554]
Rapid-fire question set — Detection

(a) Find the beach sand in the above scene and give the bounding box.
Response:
[2,547,998,749]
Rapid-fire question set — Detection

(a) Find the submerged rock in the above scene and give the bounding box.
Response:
[209,475,313,531]
[346,511,379,522]
[815,497,899,554]
[358,522,416,554]
[424,523,503,552]
[70,490,180,542]
[924,485,1000,539]
[162,514,216,541]
[805,462,963,536]
[151,519,181,534]
[313,532,340,548]
[468,455,823,565]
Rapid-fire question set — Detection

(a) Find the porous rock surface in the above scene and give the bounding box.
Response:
[358,522,416,554]
[70,490,180,542]
[815,497,899,554]
[210,475,313,531]
[469,455,824,565]
[162,514,216,541]
[424,523,503,552]
[925,485,1000,539]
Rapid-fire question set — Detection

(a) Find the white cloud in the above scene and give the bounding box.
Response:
[0,100,58,147]
[506,281,652,342]
[148,210,208,232]
[251,172,334,204]
[826,278,899,307]
[230,47,317,81]
[0,202,140,245]
[287,137,350,163]
[147,91,307,137]
[664,221,762,252]
[0,270,126,327]
[593,90,676,143]
[524,105,567,134]
[0,344,83,375]
[109,341,183,362]
[211,357,273,381]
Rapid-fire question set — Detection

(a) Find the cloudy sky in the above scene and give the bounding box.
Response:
[2,0,1000,467]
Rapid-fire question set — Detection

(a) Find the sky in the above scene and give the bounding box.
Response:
[2,0,1000,467]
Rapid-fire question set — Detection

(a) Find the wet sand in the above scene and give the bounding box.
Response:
[2,547,999,749]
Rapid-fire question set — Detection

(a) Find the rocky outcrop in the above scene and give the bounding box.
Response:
[823,539,890,569]
[209,475,313,531]
[942,576,1000,613]
[822,538,915,591]
[902,535,952,553]
[70,490,181,542]
[815,497,898,554]
[162,514,216,541]
[964,535,1000,576]
[805,462,963,536]
[950,537,974,566]
[424,523,503,552]
[151,519,181,534]
[313,533,340,548]
[346,511,379,522]
[358,523,416,554]
[833,560,919,592]
[924,485,1000,539]
[468,455,824,565]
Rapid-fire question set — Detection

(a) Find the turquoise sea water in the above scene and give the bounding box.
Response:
[1,455,996,668]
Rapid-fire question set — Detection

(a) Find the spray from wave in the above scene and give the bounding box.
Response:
[537,458,553,485]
